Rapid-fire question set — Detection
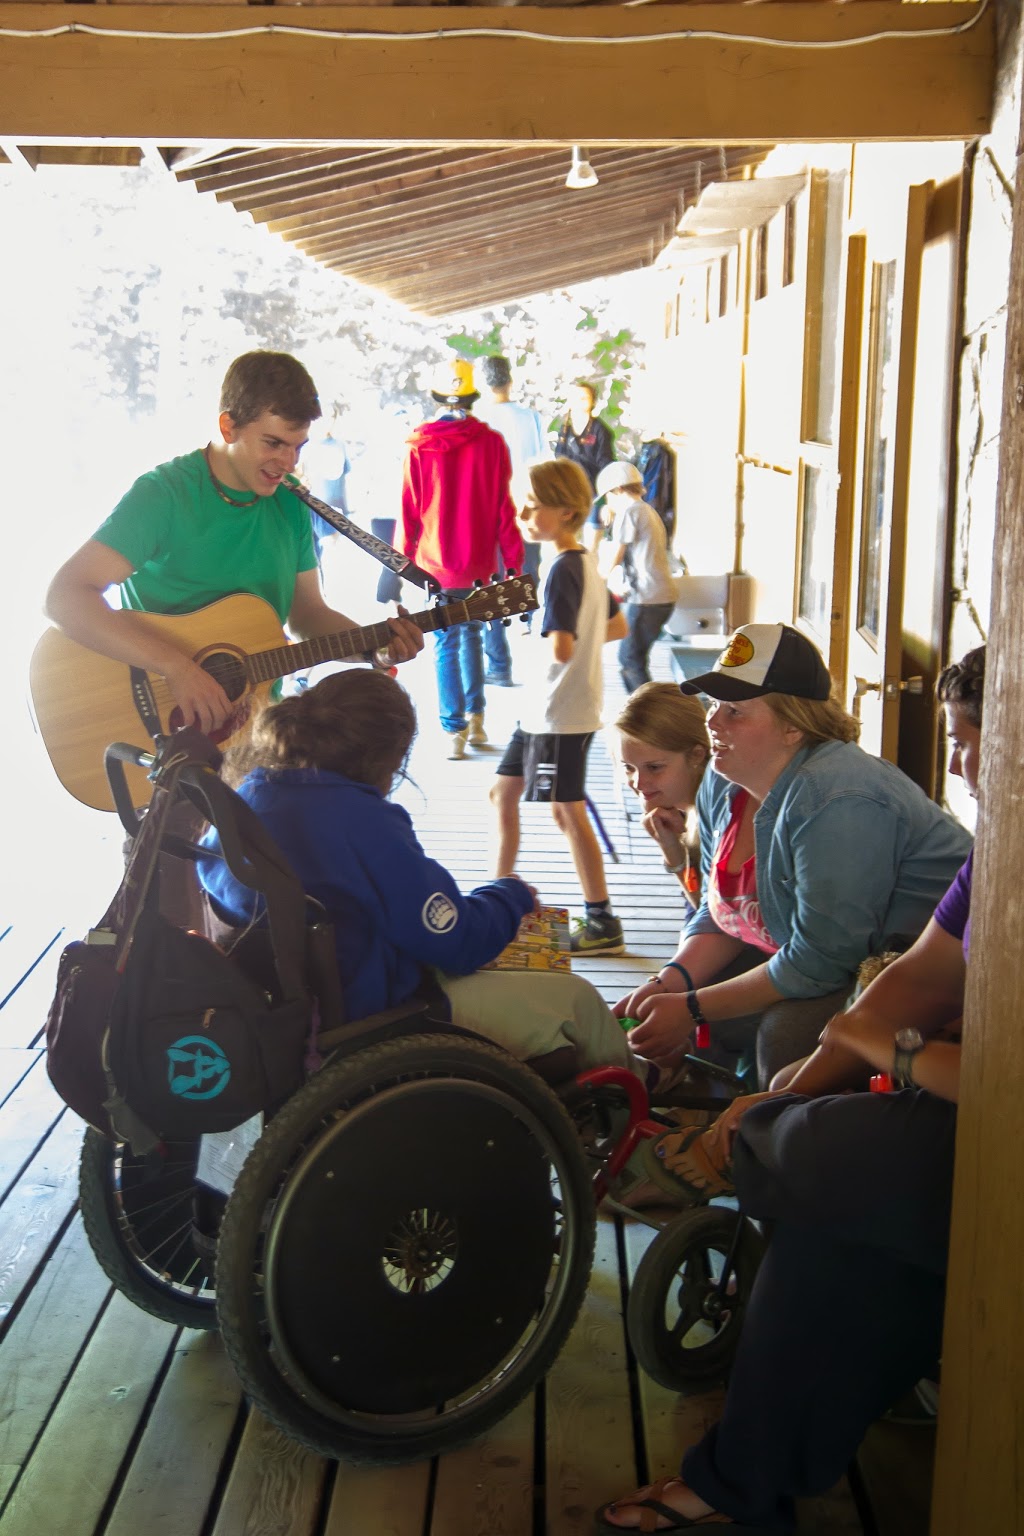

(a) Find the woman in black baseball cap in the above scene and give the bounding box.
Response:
[617,622,972,1088]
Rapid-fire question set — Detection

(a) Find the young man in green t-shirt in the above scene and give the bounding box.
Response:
[45,350,423,733]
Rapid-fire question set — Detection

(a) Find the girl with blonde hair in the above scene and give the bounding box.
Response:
[613,682,711,909]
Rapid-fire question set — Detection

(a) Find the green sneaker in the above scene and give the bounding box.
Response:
[569,914,625,956]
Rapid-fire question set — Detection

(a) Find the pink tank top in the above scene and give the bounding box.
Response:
[706,791,778,954]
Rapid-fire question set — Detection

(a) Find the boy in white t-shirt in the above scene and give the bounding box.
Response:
[490,459,629,955]
[596,460,678,694]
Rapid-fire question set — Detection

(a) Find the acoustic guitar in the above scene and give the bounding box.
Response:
[29,578,537,812]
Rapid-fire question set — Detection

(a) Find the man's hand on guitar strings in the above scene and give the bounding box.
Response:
[161,654,235,733]
[381,607,426,666]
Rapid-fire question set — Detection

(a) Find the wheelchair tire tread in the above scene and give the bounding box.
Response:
[78,1127,219,1330]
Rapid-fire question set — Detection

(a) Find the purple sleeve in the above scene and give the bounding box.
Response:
[933,849,973,947]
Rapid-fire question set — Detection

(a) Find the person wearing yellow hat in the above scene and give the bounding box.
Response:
[396,356,524,759]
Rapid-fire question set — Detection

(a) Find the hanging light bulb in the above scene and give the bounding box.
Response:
[565,146,599,190]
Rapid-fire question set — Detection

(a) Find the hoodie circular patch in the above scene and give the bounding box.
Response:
[422,893,458,933]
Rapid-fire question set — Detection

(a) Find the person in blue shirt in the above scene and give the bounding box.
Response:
[197,666,670,1084]
[617,623,972,1088]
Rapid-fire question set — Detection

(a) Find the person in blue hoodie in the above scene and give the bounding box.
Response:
[198,666,661,1079]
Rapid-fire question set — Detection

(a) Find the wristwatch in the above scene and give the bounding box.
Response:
[893,1027,926,1089]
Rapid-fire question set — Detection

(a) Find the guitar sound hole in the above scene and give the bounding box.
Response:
[201,653,248,701]
[167,653,250,742]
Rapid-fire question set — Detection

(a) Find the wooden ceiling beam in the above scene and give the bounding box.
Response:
[293,166,707,262]
[214,145,512,209]
[271,147,693,242]
[250,145,585,225]
[180,145,394,189]
[301,183,687,270]
[361,236,660,296]
[0,6,993,143]
[191,145,441,199]
[353,224,660,290]
[382,252,652,316]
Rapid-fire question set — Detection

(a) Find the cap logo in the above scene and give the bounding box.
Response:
[720,633,755,669]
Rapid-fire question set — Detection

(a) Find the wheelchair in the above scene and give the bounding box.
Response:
[77,734,758,1464]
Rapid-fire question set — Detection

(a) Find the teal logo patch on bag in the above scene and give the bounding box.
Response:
[167,1035,232,1100]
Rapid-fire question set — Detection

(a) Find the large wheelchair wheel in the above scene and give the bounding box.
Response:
[79,1128,219,1329]
[215,1033,596,1463]
[626,1206,763,1390]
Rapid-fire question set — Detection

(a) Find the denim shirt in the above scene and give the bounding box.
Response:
[686,741,973,998]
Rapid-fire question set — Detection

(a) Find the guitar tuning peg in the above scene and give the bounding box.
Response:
[506,567,518,579]
[490,572,499,584]
[473,579,483,590]
[502,617,511,628]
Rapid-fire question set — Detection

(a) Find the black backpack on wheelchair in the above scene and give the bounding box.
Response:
[46,729,322,1152]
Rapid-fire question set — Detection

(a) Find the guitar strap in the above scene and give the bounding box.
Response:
[288,480,441,596]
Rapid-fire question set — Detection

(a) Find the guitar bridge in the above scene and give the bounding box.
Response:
[129,666,162,742]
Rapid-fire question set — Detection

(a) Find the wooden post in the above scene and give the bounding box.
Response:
[930,78,1024,1536]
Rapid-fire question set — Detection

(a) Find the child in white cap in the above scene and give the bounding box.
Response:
[596,460,678,693]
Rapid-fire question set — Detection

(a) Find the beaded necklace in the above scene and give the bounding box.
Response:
[203,446,260,508]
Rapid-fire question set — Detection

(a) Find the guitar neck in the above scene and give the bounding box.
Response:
[244,601,465,686]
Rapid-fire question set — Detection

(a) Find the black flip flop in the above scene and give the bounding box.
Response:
[594,1477,769,1533]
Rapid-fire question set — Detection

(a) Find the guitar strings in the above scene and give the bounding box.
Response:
[130,584,528,717]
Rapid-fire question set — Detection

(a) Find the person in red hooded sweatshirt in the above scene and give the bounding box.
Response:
[396,358,524,759]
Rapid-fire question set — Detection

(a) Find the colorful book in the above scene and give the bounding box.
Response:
[484,906,571,973]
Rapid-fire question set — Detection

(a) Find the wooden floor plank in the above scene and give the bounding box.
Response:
[0,1049,38,1110]
[325,1459,431,1536]
[0,948,66,1051]
[0,1291,176,1536]
[0,1214,111,1507]
[104,1331,244,1536]
[0,1109,83,1327]
[0,1056,66,1203]
[621,1218,725,1487]
[545,1218,638,1535]
[0,923,64,1011]
[429,1392,535,1536]
[209,1410,328,1536]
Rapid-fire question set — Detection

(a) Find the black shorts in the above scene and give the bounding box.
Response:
[496,728,594,803]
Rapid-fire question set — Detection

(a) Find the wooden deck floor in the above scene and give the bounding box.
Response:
[0,628,890,1536]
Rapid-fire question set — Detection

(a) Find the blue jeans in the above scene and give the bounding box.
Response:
[434,589,485,732]
[484,619,513,682]
[619,601,674,693]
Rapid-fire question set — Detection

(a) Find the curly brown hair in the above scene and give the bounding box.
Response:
[224,669,416,791]
[937,645,985,726]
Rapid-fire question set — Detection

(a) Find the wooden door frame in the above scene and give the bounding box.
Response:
[829,231,867,691]
[878,179,931,761]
